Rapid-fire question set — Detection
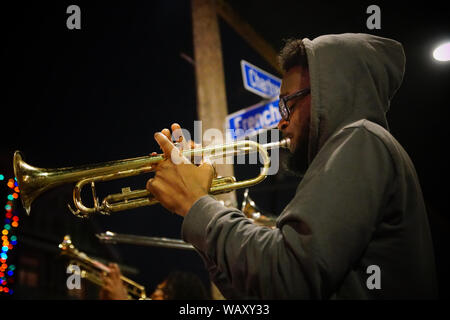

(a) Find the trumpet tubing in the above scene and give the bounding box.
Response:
[14,138,290,218]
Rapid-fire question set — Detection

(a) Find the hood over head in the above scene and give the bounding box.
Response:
[302,33,406,163]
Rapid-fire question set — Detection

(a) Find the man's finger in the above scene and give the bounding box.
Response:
[146,178,156,193]
[172,123,194,153]
[155,132,192,164]
[161,128,171,141]
[146,177,165,195]
[154,132,176,158]
[111,265,121,279]
[171,123,184,142]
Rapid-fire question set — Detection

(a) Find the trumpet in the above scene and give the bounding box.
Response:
[59,235,147,300]
[14,138,290,218]
[96,231,195,250]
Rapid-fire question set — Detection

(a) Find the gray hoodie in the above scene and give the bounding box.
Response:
[181,33,438,299]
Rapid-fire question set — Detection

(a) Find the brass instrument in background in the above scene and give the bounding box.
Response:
[96,190,276,248]
[96,231,195,250]
[241,188,276,228]
[59,235,147,300]
[14,138,290,218]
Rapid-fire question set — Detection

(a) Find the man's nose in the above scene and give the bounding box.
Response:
[277,118,289,131]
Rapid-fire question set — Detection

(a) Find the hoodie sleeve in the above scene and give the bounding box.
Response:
[181,124,395,299]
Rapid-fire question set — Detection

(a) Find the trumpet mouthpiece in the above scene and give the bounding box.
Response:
[281,138,291,149]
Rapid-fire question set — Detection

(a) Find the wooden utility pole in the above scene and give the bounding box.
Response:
[215,0,282,74]
[191,0,237,209]
[191,0,282,300]
[191,0,233,301]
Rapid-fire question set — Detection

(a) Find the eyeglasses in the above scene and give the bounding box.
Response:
[278,88,310,121]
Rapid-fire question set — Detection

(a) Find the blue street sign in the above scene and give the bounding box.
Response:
[226,98,281,141]
[241,60,281,99]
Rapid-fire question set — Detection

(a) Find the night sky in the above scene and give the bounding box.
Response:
[1,1,449,299]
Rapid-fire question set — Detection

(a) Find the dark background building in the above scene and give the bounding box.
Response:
[1,0,449,300]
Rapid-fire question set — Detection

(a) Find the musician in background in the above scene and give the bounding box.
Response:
[99,264,128,300]
[99,263,210,300]
[146,33,437,299]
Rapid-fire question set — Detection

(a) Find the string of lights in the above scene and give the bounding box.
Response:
[0,174,20,296]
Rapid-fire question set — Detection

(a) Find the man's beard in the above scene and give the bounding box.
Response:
[281,138,309,178]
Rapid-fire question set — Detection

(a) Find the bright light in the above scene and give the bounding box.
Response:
[433,42,450,61]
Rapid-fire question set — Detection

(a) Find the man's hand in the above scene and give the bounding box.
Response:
[146,126,214,217]
[99,263,129,300]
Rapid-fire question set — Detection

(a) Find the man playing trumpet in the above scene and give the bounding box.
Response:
[147,33,437,299]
